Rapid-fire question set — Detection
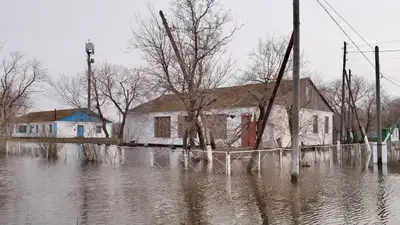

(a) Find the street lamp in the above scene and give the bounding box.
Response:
[85,40,95,110]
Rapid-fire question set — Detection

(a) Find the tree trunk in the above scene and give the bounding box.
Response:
[195,118,206,150]
[94,106,109,138]
[118,112,127,141]
[188,111,197,150]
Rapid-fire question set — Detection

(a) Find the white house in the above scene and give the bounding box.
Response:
[12,108,113,138]
[124,78,334,148]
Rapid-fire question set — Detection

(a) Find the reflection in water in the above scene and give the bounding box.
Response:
[0,143,400,224]
[246,174,269,225]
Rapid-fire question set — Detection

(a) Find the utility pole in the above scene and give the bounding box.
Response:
[85,40,95,110]
[375,46,382,165]
[348,69,352,142]
[341,42,347,143]
[291,0,300,182]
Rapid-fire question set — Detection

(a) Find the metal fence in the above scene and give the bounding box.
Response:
[6,140,400,175]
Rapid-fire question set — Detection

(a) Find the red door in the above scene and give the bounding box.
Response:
[241,114,257,147]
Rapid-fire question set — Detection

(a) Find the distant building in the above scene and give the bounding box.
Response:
[12,108,112,138]
[124,78,334,148]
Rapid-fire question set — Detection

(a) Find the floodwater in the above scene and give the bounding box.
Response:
[0,143,400,225]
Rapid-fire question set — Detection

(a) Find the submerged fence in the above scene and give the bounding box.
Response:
[5,140,400,175]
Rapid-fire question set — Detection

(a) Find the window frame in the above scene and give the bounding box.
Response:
[18,125,27,133]
[312,115,318,134]
[324,116,329,134]
[96,126,102,134]
[154,116,171,138]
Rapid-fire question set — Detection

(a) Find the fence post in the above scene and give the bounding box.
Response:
[257,150,261,171]
[149,149,154,167]
[226,152,231,176]
[336,141,341,163]
[18,141,21,155]
[184,150,188,171]
[279,149,283,168]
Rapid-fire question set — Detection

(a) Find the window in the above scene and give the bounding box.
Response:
[17,125,27,133]
[154,116,171,138]
[36,125,39,133]
[96,126,102,134]
[313,115,318,134]
[324,116,329,134]
[205,114,227,139]
[29,125,34,134]
[49,124,53,134]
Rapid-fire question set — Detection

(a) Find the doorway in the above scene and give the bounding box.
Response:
[241,114,257,147]
[77,125,84,137]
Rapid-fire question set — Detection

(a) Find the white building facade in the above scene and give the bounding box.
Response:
[12,108,113,138]
[124,78,334,148]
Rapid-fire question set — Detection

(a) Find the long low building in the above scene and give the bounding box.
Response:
[124,78,335,148]
[12,108,113,138]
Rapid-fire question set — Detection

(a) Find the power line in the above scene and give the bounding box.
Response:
[317,0,400,88]
[322,0,373,49]
[348,49,400,54]
[321,0,400,85]
[349,40,400,48]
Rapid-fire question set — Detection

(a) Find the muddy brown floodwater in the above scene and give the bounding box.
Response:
[0,143,399,224]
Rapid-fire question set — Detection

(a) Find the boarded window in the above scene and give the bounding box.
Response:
[49,124,53,134]
[96,126,102,134]
[154,116,171,138]
[205,114,227,139]
[36,125,39,133]
[313,115,318,134]
[324,116,329,134]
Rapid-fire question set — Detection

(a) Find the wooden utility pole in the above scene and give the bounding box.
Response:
[247,33,294,171]
[291,0,300,182]
[348,69,352,142]
[375,46,382,165]
[345,71,371,153]
[341,42,347,142]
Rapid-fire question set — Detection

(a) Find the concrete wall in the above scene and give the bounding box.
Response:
[124,105,334,147]
[12,122,112,138]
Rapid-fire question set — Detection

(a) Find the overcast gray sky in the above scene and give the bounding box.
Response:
[1,0,400,120]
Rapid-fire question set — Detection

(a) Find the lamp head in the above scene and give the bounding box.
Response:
[85,40,95,54]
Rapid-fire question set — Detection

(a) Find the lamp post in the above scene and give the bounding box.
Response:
[85,40,95,110]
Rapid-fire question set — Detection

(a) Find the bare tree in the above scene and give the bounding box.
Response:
[56,74,86,108]
[131,0,238,149]
[0,51,47,136]
[96,63,146,140]
[320,75,378,138]
[239,35,302,149]
[54,70,110,138]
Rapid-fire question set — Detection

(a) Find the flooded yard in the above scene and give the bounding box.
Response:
[0,142,400,224]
